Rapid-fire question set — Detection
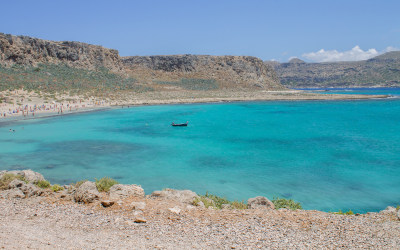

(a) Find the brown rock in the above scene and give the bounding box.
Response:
[101,200,115,208]
[133,211,147,223]
[247,196,275,209]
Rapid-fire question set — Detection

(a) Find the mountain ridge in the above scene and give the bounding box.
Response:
[267,51,400,87]
[0,32,283,92]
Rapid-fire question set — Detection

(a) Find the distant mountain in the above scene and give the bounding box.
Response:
[267,51,400,87]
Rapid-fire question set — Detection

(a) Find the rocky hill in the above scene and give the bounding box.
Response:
[0,33,283,93]
[268,51,400,87]
[122,55,283,90]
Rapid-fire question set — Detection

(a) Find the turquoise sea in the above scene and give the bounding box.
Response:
[1,88,400,213]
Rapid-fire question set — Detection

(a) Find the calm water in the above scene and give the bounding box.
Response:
[1,88,400,213]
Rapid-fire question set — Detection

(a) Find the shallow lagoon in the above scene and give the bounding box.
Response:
[1,89,400,213]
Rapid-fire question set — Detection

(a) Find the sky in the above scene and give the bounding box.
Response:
[0,0,399,62]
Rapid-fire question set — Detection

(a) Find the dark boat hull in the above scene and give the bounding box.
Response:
[171,122,188,127]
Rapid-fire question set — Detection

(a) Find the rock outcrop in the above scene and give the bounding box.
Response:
[109,184,145,200]
[0,176,43,199]
[150,189,198,204]
[0,33,123,72]
[73,181,100,203]
[247,196,275,209]
[0,169,45,184]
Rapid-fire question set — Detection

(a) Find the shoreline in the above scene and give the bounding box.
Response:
[0,90,390,123]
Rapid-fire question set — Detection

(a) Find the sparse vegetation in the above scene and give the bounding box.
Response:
[36,180,51,189]
[272,197,303,210]
[193,192,247,209]
[50,184,64,192]
[0,64,152,93]
[155,78,218,90]
[230,200,248,209]
[95,177,119,192]
[332,209,355,215]
[0,173,27,190]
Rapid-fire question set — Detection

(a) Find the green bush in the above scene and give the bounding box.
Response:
[193,192,246,210]
[0,173,27,190]
[332,209,355,215]
[50,184,64,192]
[95,177,119,192]
[272,197,303,210]
[36,180,51,189]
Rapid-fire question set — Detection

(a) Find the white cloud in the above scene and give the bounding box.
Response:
[302,46,399,62]
[384,46,400,52]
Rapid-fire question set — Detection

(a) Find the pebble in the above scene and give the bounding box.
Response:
[0,192,399,248]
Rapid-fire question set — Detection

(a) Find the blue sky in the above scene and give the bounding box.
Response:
[1,0,399,62]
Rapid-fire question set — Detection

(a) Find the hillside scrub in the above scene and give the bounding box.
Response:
[272,197,303,210]
[0,173,27,190]
[0,64,151,93]
[95,177,119,192]
[193,192,247,209]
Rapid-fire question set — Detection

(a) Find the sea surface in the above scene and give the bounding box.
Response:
[1,88,400,213]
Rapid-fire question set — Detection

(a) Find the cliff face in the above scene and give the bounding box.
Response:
[122,55,283,90]
[0,32,283,91]
[0,33,124,73]
[268,51,400,87]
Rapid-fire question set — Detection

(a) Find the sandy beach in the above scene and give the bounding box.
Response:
[0,89,389,122]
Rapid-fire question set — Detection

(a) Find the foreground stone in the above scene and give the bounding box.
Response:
[73,181,100,203]
[247,196,275,209]
[109,184,145,200]
[133,211,147,223]
[151,189,198,204]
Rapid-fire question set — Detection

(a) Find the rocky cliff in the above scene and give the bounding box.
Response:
[0,33,283,92]
[268,52,400,87]
[122,55,283,90]
[0,33,124,73]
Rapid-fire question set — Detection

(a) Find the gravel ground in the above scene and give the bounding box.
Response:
[0,196,399,249]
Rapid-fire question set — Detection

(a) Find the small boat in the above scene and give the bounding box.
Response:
[171,121,188,127]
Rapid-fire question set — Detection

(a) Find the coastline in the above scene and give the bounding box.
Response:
[0,90,390,123]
